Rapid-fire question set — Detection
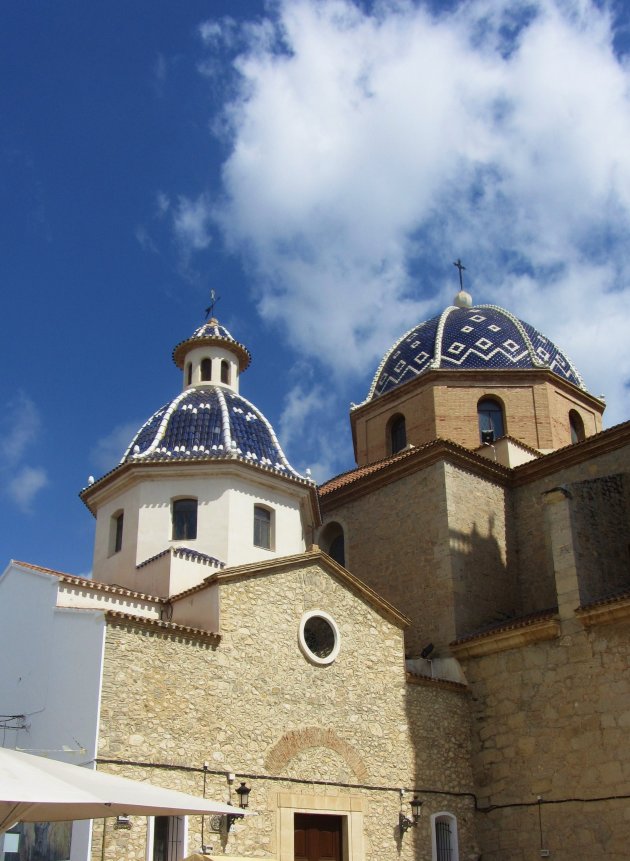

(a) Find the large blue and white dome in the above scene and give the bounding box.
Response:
[122,385,301,477]
[365,301,585,402]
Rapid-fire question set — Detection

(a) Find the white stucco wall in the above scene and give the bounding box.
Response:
[91,465,311,594]
[0,563,106,861]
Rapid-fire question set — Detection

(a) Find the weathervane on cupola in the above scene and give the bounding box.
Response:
[452,257,472,309]
[205,288,221,320]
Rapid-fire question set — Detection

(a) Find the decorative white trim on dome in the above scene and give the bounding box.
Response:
[231,390,303,479]
[359,320,425,408]
[129,390,190,460]
[215,386,233,452]
[475,305,586,390]
[431,306,456,370]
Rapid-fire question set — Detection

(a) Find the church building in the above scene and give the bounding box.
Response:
[1,285,629,861]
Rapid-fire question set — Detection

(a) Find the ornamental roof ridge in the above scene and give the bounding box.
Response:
[10,560,165,603]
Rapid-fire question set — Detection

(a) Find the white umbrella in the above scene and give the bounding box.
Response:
[0,748,248,834]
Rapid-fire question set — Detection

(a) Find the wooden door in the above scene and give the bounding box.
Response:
[294,814,342,861]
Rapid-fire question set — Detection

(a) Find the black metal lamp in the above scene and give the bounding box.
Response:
[236,781,251,808]
[399,796,423,833]
[226,782,251,831]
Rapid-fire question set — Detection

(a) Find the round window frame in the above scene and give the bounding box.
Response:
[298,610,341,666]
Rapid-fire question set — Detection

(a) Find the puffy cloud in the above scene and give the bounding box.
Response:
[90,421,143,474]
[0,392,48,511]
[198,0,630,428]
[0,391,41,465]
[8,466,48,513]
[279,381,350,482]
[173,194,213,257]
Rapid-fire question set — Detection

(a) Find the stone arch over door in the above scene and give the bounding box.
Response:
[265,726,368,782]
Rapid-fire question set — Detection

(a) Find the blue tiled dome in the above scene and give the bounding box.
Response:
[366,304,585,401]
[121,386,303,478]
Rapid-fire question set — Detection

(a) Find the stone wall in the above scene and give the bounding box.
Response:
[572,473,630,603]
[95,558,475,861]
[514,444,630,614]
[320,462,454,653]
[444,463,520,639]
[461,618,630,860]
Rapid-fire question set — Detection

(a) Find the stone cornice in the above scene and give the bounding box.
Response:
[321,421,630,508]
[512,420,630,486]
[406,672,469,693]
[576,593,630,627]
[450,614,560,658]
[105,610,220,645]
[350,367,604,421]
[200,549,410,628]
[80,456,320,524]
[319,439,510,508]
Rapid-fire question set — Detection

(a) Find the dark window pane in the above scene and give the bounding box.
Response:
[114,513,124,553]
[254,506,272,549]
[201,358,212,381]
[172,499,197,540]
[477,399,504,442]
[390,416,406,454]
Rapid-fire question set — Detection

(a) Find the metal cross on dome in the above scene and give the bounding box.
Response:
[453,258,466,291]
[205,289,221,319]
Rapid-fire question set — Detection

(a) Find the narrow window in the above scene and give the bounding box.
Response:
[569,409,585,443]
[221,360,229,384]
[389,414,407,454]
[200,358,212,382]
[320,521,345,567]
[478,398,505,443]
[152,815,185,861]
[254,505,273,549]
[431,812,459,861]
[185,362,192,386]
[109,510,124,556]
[172,499,197,541]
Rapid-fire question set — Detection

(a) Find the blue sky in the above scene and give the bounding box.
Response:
[2,0,630,575]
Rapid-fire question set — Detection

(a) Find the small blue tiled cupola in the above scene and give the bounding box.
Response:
[120,317,304,479]
[172,317,251,394]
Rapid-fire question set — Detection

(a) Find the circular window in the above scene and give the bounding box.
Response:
[298,610,340,666]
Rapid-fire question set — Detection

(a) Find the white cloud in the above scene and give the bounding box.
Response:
[8,466,48,513]
[91,421,142,474]
[0,391,41,465]
[173,194,213,257]
[197,0,630,427]
[0,392,48,511]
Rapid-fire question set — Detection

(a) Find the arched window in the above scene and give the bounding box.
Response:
[221,360,229,384]
[320,521,345,567]
[254,505,274,550]
[569,409,585,443]
[477,397,505,443]
[185,362,192,386]
[200,358,212,382]
[389,414,407,454]
[431,812,459,861]
[172,498,197,540]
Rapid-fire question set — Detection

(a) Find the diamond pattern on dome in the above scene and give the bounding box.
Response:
[121,387,303,478]
[372,313,441,398]
[520,320,583,388]
[365,304,587,401]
